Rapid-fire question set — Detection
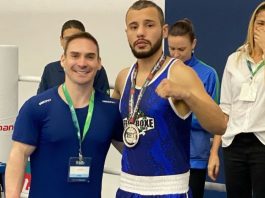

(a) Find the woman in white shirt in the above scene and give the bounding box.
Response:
[209,2,265,198]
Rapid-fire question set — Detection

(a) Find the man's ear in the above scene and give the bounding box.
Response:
[97,57,102,71]
[192,39,197,51]
[162,24,168,39]
[60,54,65,69]
[60,36,64,48]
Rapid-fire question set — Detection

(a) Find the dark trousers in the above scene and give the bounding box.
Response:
[189,168,207,198]
[223,133,265,198]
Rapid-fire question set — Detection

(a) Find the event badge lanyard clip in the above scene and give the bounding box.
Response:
[239,60,265,102]
[62,83,95,182]
[247,60,265,79]
[123,54,166,148]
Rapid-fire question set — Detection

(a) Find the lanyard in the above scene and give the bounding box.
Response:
[128,54,166,124]
[246,60,265,78]
[62,84,95,159]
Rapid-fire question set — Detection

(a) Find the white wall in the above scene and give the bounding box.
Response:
[0,0,164,197]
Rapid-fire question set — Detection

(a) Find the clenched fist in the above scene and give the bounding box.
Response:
[155,78,189,100]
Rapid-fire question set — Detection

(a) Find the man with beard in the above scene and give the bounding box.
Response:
[112,1,226,198]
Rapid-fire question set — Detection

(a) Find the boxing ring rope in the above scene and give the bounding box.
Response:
[18,76,41,83]
[18,75,226,193]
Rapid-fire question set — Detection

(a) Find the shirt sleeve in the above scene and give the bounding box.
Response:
[220,56,232,115]
[37,66,49,94]
[93,66,110,96]
[206,69,220,103]
[12,99,40,146]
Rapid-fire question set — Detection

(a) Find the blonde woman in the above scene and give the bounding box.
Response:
[209,2,265,198]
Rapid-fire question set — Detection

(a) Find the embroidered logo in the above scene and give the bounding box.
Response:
[102,100,116,104]
[38,98,51,106]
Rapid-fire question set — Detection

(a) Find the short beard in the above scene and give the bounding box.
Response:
[130,36,163,59]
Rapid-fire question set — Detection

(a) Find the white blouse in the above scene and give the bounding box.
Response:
[220,49,265,147]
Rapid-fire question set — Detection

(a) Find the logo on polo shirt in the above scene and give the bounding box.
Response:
[38,98,52,106]
[102,100,116,104]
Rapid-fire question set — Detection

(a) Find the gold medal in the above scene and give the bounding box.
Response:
[123,124,140,147]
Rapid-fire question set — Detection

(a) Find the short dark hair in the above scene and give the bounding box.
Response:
[61,20,85,38]
[126,0,165,25]
[64,32,100,59]
[168,18,195,42]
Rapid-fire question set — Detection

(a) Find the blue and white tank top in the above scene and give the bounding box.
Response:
[120,58,192,176]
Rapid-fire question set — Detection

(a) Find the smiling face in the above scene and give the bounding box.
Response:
[125,7,167,59]
[168,34,196,62]
[61,37,101,87]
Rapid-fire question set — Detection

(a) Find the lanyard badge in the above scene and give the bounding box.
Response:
[62,84,95,182]
[68,156,92,182]
[239,60,264,102]
[239,82,257,102]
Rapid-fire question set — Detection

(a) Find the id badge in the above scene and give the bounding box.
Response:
[239,82,257,102]
[68,157,92,182]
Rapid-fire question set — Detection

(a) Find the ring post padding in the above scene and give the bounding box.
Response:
[0,45,18,163]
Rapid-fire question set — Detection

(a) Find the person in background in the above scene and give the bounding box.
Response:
[112,1,226,197]
[209,2,265,198]
[167,18,220,198]
[5,32,123,198]
[37,19,110,95]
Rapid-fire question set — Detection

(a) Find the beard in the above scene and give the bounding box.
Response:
[129,36,163,59]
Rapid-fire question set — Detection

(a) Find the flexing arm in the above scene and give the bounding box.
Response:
[5,141,36,198]
[156,61,226,135]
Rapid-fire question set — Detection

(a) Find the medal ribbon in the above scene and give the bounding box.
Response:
[128,54,166,124]
[62,83,95,159]
[246,60,265,78]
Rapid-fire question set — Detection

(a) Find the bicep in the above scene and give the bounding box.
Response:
[184,67,212,101]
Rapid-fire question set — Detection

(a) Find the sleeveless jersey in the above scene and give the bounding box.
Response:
[120,58,192,176]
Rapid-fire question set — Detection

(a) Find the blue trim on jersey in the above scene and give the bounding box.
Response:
[185,54,219,169]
